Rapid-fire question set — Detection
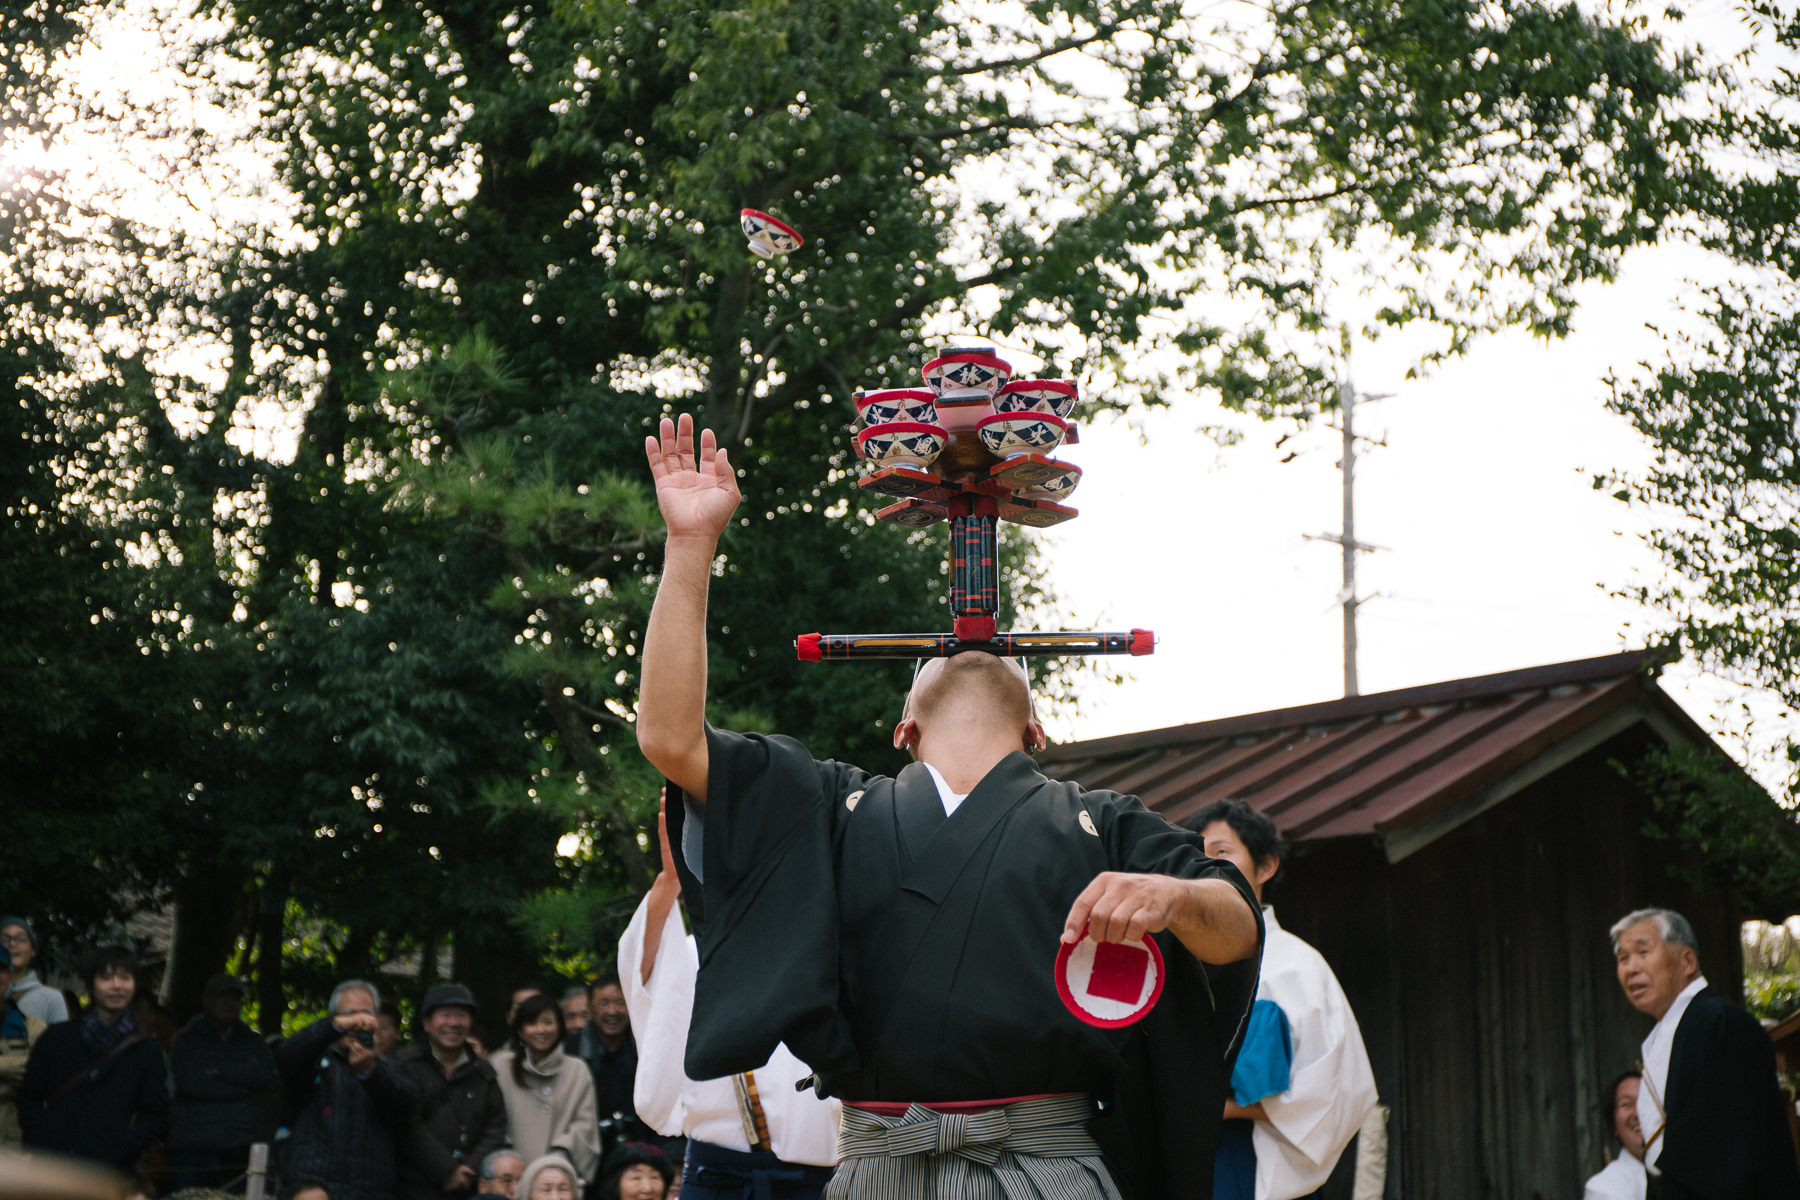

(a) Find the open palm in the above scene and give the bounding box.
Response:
[644,413,742,541]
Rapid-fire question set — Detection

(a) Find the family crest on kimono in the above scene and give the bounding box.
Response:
[635,414,1266,1200]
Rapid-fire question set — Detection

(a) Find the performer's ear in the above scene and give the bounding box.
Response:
[1023,719,1047,754]
[893,717,921,756]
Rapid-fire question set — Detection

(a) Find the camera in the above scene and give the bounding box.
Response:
[356,1030,374,1048]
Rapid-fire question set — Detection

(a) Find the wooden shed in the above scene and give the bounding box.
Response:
[1038,650,1748,1198]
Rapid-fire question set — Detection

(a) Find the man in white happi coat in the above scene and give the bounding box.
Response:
[1584,1070,1647,1200]
[619,794,839,1200]
[1189,800,1380,1200]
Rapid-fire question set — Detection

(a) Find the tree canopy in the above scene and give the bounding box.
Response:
[2,0,1699,1023]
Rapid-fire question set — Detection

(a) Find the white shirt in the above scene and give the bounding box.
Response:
[1637,975,1706,1169]
[922,762,969,816]
[1250,907,1381,1200]
[618,892,840,1166]
[1584,1148,1648,1200]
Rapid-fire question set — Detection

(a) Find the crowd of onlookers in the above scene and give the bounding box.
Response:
[0,915,679,1200]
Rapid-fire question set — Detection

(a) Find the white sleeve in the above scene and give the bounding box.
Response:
[619,892,697,1138]
[1253,936,1379,1198]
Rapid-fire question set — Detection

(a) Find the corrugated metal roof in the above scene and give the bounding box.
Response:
[1039,650,1694,851]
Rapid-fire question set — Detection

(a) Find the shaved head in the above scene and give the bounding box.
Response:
[906,653,1033,734]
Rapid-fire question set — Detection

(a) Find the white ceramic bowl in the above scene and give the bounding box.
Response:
[1016,464,1083,500]
[922,351,1012,395]
[976,412,1067,459]
[996,379,1079,421]
[856,388,938,427]
[857,421,948,469]
[740,208,803,258]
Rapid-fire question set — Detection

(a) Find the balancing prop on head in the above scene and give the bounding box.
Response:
[637,412,1263,1200]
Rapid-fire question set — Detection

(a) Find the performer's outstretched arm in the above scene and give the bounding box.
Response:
[638,414,742,804]
[1062,873,1258,965]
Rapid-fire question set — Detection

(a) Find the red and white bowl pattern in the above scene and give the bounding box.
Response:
[975,411,1067,459]
[1055,929,1165,1028]
[857,421,947,469]
[856,388,938,427]
[740,208,803,258]
[996,379,1079,420]
[922,350,1012,395]
[1016,463,1082,500]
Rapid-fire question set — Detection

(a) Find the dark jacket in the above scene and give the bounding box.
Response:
[276,1017,420,1200]
[571,1023,648,1141]
[18,1018,169,1168]
[1659,987,1800,1200]
[168,1015,278,1150]
[392,1045,508,1200]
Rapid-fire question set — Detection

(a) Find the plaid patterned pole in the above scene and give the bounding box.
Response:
[796,630,1155,660]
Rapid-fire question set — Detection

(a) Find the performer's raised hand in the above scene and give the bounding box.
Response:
[644,413,741,543]
[640,789,684,986]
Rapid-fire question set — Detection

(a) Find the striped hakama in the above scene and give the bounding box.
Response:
[826,1094,1122,1200]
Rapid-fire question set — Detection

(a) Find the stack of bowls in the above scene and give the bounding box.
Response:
[855,388,946,470]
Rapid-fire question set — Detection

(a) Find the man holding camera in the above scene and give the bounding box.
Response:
[276,979,419,1200]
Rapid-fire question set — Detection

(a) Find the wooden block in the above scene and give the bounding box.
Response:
[860,465,952,501]
[875,497,948,528]
[1063,424,1080,445]
[988,454,1078,490]
[999,498,1078,528]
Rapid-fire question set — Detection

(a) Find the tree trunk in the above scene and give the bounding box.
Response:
[255,866,289,1035]
[163,864,250,1023]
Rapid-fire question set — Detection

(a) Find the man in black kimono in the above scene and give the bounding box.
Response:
[1612,907,1800,1199]
[636,415,1264,1200]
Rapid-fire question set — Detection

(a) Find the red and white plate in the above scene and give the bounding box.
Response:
[740,209,804,258]
[1054,928,1165,1028]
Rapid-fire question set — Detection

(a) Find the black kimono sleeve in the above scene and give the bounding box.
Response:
[1091,790,1265,1200]
[1661,990,1800,1199]
[664,724,870,1083]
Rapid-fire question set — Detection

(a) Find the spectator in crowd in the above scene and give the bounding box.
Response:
[1583,1070,1646,1200]
[493,994,598,1187]
[275,978,420,1200]
[18,946,168,1171]
[1611,907,1800,1198]
[0,941,47,1145]
[507,986,544,1026]
[395,983,507,1200]
[572,977,646,1149]
[0,918,68,1024]
[375,1009,402,1060]
[559,987,590,1042]
[595,1142,672,1200]
[1189,800,1380,1200]
[516,1155,582,1200]
[167,972,278,1190]
[478,1149,527,1198]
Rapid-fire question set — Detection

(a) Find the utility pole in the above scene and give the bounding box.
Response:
[1304,380,1391,697]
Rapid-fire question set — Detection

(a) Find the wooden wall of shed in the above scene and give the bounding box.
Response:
[1269,725,1742,1200]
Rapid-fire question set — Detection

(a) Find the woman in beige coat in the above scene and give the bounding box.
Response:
[493,995,599,1185]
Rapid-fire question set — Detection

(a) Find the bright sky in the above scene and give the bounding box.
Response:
[1035,2,1798,785]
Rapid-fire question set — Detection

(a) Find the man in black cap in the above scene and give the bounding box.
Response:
[168,972,278,1189]
[396,983,508,1200]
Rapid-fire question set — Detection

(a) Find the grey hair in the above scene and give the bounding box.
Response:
[1609,908,1699,954]
[328,978,382,1016]
[561,984,589,1003]
[480,1149,525,1181]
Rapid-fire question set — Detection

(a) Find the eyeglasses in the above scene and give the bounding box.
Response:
[0,933,30,947]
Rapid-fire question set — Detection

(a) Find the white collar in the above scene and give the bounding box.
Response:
[1262,904,1281,933]
[922,763,969,817]
[1652,975,1707,1038]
